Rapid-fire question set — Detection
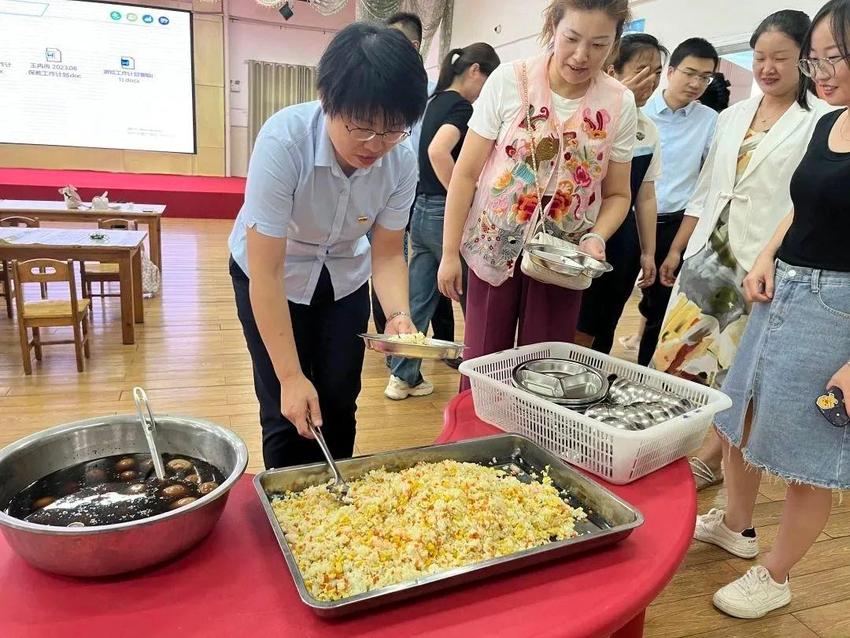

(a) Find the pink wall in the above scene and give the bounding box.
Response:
[227,0,355,121]
[226,0,356,174]
[719,60,755,106]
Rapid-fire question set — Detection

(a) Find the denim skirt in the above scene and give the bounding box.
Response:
[715,260,850,489]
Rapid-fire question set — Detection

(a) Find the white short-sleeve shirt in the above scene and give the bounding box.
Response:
[636,110,662,183]
[468,62,638,164]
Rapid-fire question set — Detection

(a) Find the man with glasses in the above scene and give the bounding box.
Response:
[228,23,427,469]
[637,37,720,366]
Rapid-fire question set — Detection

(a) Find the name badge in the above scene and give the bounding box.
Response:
[357,216,369,224]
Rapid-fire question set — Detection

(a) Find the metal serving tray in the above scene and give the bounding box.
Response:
[254,434,643,616]
[359,333,464,360]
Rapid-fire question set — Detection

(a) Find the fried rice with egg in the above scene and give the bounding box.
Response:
[272,460,585,601]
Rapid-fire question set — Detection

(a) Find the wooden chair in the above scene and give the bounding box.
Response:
[0,216,46,316]
[80,219,138,299]
[0,259,10,319]
[11,259,91,374]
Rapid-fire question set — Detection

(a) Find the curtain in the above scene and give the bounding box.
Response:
[356,0,454,61]
[248,60,317,154]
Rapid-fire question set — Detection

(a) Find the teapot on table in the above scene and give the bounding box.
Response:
[59,185,82,210]
[91,192,110,211]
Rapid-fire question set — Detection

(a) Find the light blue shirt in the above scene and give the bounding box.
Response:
[644,92,718,214]
[228,101,417,304]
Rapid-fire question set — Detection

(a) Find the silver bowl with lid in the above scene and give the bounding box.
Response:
[511,358,609,407]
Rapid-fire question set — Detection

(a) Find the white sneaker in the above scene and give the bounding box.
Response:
[713,565,791,618]
[694,508,759,558]
[384,376,434,401]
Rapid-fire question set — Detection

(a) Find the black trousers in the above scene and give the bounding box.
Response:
[230,259,369,469]
[638,212,684,366]
[577,211,642,355]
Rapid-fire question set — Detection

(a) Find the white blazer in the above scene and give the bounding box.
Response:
[683,95,835,271]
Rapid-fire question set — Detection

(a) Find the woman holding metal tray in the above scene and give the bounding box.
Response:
[437,0,637,390]
[227,23,423,469]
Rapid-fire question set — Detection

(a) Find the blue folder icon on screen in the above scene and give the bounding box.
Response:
[120,57,135,70]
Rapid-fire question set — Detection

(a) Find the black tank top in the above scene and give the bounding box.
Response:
[779,108,850,272]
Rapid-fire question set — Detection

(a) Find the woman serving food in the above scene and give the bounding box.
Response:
[228,23,427,469]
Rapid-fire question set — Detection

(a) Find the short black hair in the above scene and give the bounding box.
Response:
[317,22,428,129]
[670,37,719,71]
[386,11,423,44]
[609,33,669,73]
[751,9,813,109]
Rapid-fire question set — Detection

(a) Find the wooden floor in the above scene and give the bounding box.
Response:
[1,218,848,637]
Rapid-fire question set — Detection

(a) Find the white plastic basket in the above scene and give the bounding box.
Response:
[459,342,732,484]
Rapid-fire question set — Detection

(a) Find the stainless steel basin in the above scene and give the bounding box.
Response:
[0,414,248,577]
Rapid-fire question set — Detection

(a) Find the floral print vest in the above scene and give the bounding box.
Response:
[461,54,625,287]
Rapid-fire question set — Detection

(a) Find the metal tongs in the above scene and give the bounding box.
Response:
[308,417,351,504]
[133,386,166,481]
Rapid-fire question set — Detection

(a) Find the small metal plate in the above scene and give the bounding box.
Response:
[512,359,609,406]
[360,334,464,360]
[525,242,613,279]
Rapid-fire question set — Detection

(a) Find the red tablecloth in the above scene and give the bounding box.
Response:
[0,392,695,638]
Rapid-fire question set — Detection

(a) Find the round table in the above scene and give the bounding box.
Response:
[0,392,695,638]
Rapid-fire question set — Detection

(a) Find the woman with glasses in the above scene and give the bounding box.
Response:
[437,0,637,382]
[385,43,500,401]
[651,10,833,491]
[691,0,850,618]
[228,23,426,469]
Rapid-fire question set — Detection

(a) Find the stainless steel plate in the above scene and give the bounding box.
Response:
[581,255,614,278]
[254,434,643,616]
[527,248,585,276]
[525,242,613,279]
[512,359,609,406]
[360,334,464,360]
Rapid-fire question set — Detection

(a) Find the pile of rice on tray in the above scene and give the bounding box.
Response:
[387,332,429,344]
[271,459,585,601]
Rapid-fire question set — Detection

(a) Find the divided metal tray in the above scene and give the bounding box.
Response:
[254,434,643,616]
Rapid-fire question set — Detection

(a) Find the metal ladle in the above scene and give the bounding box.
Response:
[133,387,166,481]
[308,419,351,504]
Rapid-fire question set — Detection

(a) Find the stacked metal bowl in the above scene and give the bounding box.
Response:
[511,360,695,431]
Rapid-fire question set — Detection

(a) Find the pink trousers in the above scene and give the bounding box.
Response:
[461,265,582,391]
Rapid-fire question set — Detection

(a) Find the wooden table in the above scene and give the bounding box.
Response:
[0,227,147,345]
[0,200,165,274]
